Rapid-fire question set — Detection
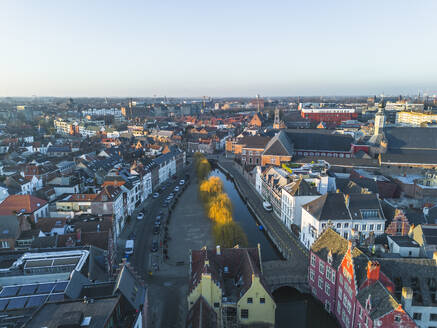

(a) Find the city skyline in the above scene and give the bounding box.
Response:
[1,0,437,97]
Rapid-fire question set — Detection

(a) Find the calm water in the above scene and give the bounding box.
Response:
[210,168,339,328]
[210,169,280,261]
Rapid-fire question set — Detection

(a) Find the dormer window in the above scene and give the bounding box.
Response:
[366,295,372,311]
[327,252,333,265]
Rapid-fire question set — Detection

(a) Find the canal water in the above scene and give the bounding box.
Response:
[210,168,280,261]
[210,168,339,328]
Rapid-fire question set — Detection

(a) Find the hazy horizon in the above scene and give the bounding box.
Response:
[1,0,437,97]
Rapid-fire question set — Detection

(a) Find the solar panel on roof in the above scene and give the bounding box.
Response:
[53,281,68,292]
[48,294,64,302]
[0,299,8,311]
[0,287,19,298]
[18,284,37,296]
[25,295,47,308]
[6,297,27,310]
[36,283,55,294]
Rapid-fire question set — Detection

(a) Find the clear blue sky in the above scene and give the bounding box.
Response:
[1,0,436,97]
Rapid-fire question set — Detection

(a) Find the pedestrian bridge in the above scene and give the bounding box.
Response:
[263,260,309,294]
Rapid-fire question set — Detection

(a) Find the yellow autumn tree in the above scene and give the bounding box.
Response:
[208,193,233,224]
[212,221,248,248]
[199,176,223,202]
[196,157,211,181]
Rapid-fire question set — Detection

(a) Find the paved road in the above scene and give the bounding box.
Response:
[144,161,215,328]
[116,169,190,278]
[217,157,309,279]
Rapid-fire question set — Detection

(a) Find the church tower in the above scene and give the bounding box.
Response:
[273,108,281,129]
[374,103,386,137]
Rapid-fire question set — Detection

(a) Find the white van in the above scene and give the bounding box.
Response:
[125,240,134,255]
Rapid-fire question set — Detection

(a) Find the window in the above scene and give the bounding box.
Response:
[322,223,326,229]
[214,302,219,308]
[344,232,348,239]
[310,269,315,281]
[319,262,325,274]
[311,254,316,267]
[318,277,323,289]
[413,312,421,320]
[337,223,342,229]
[359,306,362,318]
[325,283,330,296]
[1,241,9,248]
[354,224,359,231]
[339,274,343,285]
[241,309,249,319]
[247,298,253,304]
[377,224,382,231]
[394,315,401,322]
[325,300,331,312]
[338,287,343,300]
[271,157,276,164]
[369,224,374,231]
[344,223,349,228]
[337,300,341,314]
[361,224,367,231]
[431,314,437,321]
[260,298,265,304]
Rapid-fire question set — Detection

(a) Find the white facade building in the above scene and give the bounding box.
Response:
[300,193,386,249]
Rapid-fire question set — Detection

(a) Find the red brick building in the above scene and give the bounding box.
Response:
[310,229,417,328]
[301,108,358,125]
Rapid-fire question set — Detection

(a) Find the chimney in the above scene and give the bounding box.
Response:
[401,287,413,310]
[344,194,350,208]
[76,228,82,243]
[216,245,221,256]
[366,261,380,285]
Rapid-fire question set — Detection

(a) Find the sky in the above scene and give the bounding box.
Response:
[0,0,436,97]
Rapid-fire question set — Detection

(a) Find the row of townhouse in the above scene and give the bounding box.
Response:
[255,164,335,229]
[255,164,387,250]
[153,146,185,186]
[309,228,437,327]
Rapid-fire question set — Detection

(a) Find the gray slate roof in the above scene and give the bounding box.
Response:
[263,131,294,156]
[356,281,399,320]
[286,129,353,152]
[303,193,350,221]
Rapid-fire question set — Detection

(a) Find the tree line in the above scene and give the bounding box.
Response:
[194,153,248,248]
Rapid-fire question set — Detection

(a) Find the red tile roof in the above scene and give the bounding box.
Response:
[0,195,47,215]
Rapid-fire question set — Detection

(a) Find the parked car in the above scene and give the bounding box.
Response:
[137,212,144,220]
[125,240,134,255]
[151,241,158,252]
[174,186,180,192]
[263,201,273,212]
[179,179,185,185]
[153,192,159,198]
